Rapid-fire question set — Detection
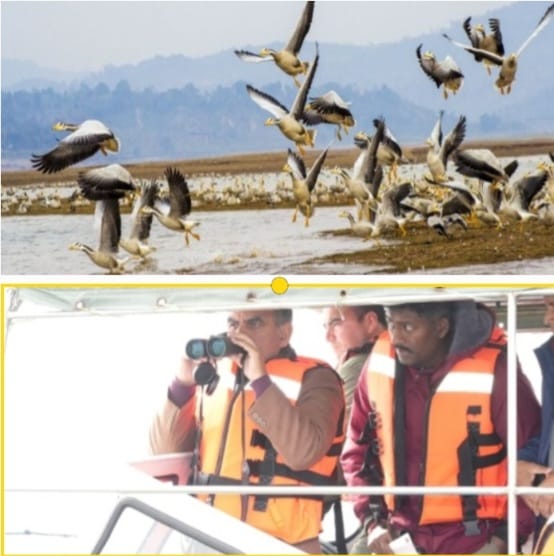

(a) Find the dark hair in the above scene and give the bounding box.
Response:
[274,308,293,325]
[351,305,387,328]
[385,302,454,323]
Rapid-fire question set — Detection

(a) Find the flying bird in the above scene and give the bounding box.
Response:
[31,119,120,174]
[463,16,505,74]
[69,164,136,274]
[246,45,319,155]
[416,44,464,99]
[282,147,329,226]
[119,181,159,259]
[234,1,314,87]
[302,90,355,140]
[425,112,467,183]
[444,3,554,94]
[142,167,200,247]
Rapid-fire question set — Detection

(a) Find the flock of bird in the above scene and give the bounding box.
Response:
[26,1,554,273]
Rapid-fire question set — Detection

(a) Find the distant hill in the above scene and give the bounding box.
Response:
[2,1,553,168]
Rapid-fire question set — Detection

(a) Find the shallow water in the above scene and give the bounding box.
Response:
[3,205,554,275]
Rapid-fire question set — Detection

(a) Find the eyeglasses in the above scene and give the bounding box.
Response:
[323,317,343,331]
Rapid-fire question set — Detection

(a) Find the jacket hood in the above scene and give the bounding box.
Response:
[447,300,496,356]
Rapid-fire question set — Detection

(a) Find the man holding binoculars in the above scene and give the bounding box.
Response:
[149,308,345,553]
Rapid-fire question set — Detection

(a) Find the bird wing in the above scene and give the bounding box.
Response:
[31,142,101,174]
[516,3,554,57]
[300,109,325,126]
[441,179,478,207]
[370,164,385,200]
[285,1,315,54]
[488,18,505,56]
[286,149,307,180]
[234,49,273,63]
[416,44,442,87]
[78,164,135,200]
[454,150,505,182]
[165,167,191,218]
[306,91,353,117]
[442,34,504,66]
[305,148,329,193]
[246,84,289,118]
[440,115,466,167]
[97,198,121,254]
[290,43,319,119]
[440,193,473,216]
[463,17,480,48]
[375,119,402,158]
[513,171,549,210]
[428,110,444,149]
[366,119,385,190]
[129,181,158,241]
[382,182,413,216]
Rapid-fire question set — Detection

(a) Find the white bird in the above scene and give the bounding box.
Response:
[142,167,200,247]
[282,147,328,227]
[462,16,505,75]
[302,90,355,140]
[443,3,554,94]
[69,164,136,274]
[31,119,120,173]
[234,1,314,87]
[416,44,464,99]
[120,181,158,258]
[246,44,319,155]
[425,112,466,183]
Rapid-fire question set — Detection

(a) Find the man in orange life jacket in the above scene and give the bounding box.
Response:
[149,308,345,553]
[340,300,541,554]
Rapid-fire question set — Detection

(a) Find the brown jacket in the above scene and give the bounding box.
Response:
[149,348,345,552]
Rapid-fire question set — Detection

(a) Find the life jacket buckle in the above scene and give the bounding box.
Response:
[463,519,480,536]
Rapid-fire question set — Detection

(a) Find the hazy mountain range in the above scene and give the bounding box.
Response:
[2,1,553,168]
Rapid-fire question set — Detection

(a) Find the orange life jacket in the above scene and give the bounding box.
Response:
[196,355,344,545]
[365,329,507,527]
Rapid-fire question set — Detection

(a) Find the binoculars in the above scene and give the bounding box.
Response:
[185,333,246,360]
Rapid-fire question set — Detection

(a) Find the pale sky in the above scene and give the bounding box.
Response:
[1,1,513,72]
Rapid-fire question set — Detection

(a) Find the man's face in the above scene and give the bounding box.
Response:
[227,310,291,362]
[386,307,450,369]
[544,296,554,333]
[322,307,345,358]
[335,307,372,351]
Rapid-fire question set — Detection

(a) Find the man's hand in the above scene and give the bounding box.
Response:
[176,357,196,386]
[366,525,393,554]
[518,460,553,516]
[227,330,267,381]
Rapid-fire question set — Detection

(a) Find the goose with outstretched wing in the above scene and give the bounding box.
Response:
[31,119,120,174]
[234,1,314,87]
[444,3,554,94]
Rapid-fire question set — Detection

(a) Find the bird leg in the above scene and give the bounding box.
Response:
[443,88,449,100]
[293,76,302,88]
[304,215,310,227]
[297,144,306,157]
[292,207,298,223]
[335,127,342,141]
[183,231,201,246]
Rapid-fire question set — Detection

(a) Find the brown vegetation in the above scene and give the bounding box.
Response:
[314,220,554,273]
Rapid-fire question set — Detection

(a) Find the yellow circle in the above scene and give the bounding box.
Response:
[271,276,289,295]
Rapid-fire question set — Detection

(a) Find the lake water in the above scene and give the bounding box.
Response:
[3,205,554,275]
